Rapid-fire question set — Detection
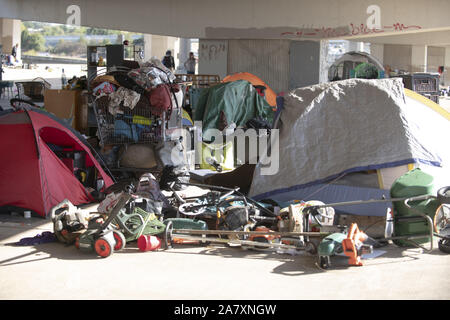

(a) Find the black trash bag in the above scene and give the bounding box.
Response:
[245,116,272,131]
[113,73,146,95]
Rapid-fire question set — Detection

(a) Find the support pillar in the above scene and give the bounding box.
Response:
[143,34,153,61]
[0,18,21,60]
[176,38,191,74]
[370,43,384,65]
[411,45,427,73]
[444,47,450,86]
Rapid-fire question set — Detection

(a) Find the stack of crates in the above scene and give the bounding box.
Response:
[399,73,440,104]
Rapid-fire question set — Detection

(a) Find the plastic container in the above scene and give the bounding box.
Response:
[390,168,439,246]
[137,235,161,252]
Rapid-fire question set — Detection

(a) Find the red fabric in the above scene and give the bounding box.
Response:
[0,123,45,215]
[38,140,92,214]
[27,111,114,187]
[0,110,114,217]
[148,84,179,118]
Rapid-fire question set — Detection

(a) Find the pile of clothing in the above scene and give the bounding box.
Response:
[92,58,183,144]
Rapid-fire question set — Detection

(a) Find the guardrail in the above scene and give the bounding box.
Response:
[22,55,86,65]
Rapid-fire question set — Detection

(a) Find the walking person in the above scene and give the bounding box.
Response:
[184,52,196,75]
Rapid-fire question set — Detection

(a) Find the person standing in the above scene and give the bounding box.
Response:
[184,52,196,75]
[162,50,175,71]
[11,43,19,62]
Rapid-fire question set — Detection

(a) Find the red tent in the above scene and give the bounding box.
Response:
[0,108,114,218]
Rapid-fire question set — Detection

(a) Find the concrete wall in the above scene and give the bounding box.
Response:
[198,39,327,94]
[289,40,320,90]
[383,44,412,72]
[2,0,450,40]
[370,43,384,65]
[198,39,228,79]
[427,46,445,74]
[227,39,290,93]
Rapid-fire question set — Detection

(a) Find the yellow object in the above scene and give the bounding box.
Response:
[133,115,152,125]
[404,88,450,120]
[377,170,384,190]
[198,141,234,171]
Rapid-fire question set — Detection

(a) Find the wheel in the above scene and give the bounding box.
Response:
[94,237,114,258]
[112,231,126,251]
[437,186,450,204]
[434,204,450,233]
[178,202,207,216]
[319,256,331,269]
[163,221,173,250]
[305,241,317,255]
[438,238,450,254]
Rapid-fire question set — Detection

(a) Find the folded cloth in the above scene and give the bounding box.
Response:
[109,87,141,111]
[16,231,56,246]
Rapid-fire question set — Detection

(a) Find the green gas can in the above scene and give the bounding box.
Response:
[390,168,439,247]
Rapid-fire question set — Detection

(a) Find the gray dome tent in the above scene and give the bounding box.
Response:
[328,51,384,82]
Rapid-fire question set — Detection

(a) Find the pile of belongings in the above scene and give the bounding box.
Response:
[49,171,337,256]
[92,58,183,144]
[193,80,274,136]
[64,76,87,91]
[192,80,275,173]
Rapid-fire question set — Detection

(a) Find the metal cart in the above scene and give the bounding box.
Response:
[89,66,185,180]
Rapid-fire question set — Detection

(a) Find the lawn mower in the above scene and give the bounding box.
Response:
[75,190,131,258]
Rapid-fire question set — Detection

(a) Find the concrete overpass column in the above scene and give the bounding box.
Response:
[411,45,427,73]
[370,43,384,65]
[348,41,365,52]
[0,18,21,59]
[319,40,329,84]
[176,38,191,73]
[143,34,152,61]
[444,47,450,86]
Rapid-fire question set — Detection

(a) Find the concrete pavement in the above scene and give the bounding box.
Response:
[0,214,449,300]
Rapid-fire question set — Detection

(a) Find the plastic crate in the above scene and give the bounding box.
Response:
[400,73,439,93]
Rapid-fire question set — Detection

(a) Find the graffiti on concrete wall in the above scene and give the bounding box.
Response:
[281,5,421,39]
[280,22,422,39]
[200,42,227,61]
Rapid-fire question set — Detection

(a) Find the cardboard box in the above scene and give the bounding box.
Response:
[44,89,88,134]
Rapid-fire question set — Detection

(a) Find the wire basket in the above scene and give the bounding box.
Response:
[90,67,163,146]
[15,81,48,102]
[94,94,164,145]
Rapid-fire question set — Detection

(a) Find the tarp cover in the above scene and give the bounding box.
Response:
[194,80,274,135]
[250,78,450,199]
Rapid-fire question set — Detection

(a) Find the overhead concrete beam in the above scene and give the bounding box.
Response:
[357,28,450,46]
[0,0,449,40]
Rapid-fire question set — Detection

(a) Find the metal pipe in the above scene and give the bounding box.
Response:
[305,194,432,211]
[172,234,304,250]
[172,229,330,237]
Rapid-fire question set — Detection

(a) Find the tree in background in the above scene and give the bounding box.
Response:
[21,25,46,52]
[354,62,379,79]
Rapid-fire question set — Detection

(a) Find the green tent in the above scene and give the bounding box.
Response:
[193,80,274,134]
